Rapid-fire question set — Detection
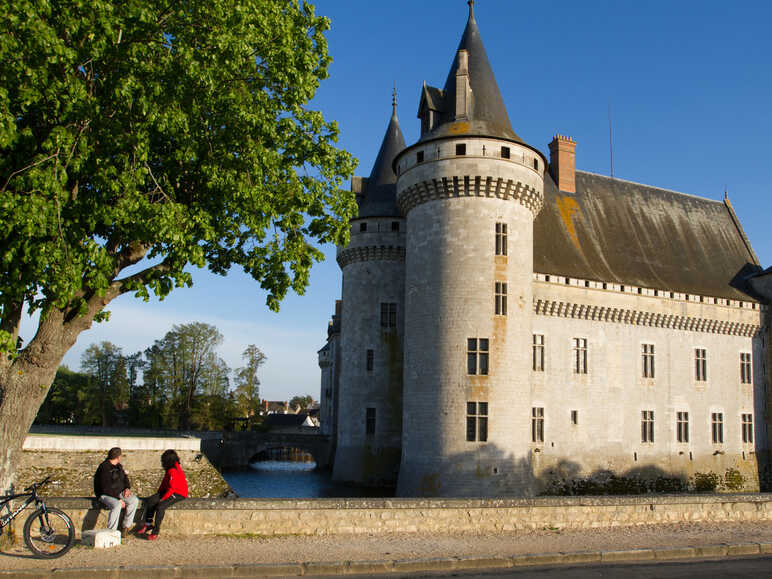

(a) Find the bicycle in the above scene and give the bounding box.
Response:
[0,476,75,558]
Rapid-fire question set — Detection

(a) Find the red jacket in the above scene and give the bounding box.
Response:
[158,462,188,500]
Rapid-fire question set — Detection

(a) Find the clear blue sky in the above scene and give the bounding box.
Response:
[42,0,771,402]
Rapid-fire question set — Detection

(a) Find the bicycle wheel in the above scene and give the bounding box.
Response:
[23,507,75,558]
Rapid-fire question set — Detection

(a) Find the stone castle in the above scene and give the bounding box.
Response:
[318,1,770,497]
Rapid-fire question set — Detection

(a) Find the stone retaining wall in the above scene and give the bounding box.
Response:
[14,494,770,538]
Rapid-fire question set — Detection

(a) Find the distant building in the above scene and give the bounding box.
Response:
[319,2,768,496]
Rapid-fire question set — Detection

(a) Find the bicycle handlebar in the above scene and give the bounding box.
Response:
[23,476,51,493]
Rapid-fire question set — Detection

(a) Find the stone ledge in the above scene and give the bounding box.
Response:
[42,492,772,511]
[6,494,768,543]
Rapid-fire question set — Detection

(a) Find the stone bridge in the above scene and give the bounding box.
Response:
[213,431,332,470]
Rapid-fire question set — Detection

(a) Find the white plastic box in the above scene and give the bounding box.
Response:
[81,529,121,549]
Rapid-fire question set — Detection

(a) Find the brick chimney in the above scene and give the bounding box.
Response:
[548,135,577,193]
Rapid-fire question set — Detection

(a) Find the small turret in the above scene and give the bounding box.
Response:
[357,88,406,218]
[332,95,407,487]
[416,0,523,143]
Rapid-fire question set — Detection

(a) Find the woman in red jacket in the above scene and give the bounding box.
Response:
[136,449,189,540]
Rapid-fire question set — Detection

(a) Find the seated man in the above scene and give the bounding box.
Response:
[93,447,139,538]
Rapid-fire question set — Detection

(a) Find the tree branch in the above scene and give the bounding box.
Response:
[113,256,176,295]
[1,153,59,193]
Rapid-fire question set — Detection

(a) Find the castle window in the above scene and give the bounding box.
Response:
[570,410,578,425]
[532,334,545,372]
[456,143,466,156]
[467,338,489,375]
[501,146,510,159]
[359,222,367,232]
[572,338,588,374]
[533,158,539,170]
[677,412,689,443]
[366,408,376,436]
[466,402,488,442]
[495,222,507,256]
[531,407,544,443]
[711,412,724,443]
[380,303,397,329]
[641,410,654,443]
[642,344,655,379]
[740,353,752,384]
[366,349,374,372]
[391,221,400,232]
[695,349,707,382]
[742,413,753,444]
[494,281,507,316]
[416,151,424,163]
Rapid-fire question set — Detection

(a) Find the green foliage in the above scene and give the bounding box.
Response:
[234,345,265,419]
[142,322,229,429]
[290,394,314,410]
[81,342,130,426]
[693,472,720,492]
[37,322,251,431]
[0,0,357,353]
[723,468,745,491]
[34,366,93,425]
[542,473,688,496]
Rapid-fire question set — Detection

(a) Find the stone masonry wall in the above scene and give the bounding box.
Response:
[15,447,231,498]
[13,494,772,538]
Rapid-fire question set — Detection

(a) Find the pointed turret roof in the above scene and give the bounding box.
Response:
[418,1,524,144]
[357,90,406,218]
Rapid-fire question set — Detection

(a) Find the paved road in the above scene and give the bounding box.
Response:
[343,556,772,578]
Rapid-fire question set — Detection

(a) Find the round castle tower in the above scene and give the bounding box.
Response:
[332,94,406,486]
[395,2,546,496]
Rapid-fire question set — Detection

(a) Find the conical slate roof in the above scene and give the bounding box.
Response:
[420,1,524,144]
[357,95,406,218]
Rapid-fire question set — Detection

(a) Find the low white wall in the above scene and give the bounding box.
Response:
[23,435,201,452]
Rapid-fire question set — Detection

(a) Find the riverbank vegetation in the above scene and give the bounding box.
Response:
[36,323,266,431]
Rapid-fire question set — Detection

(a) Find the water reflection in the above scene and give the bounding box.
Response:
[222,461,394,498]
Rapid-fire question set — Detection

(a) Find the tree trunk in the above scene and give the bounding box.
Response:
[0,358,61,493]
[0,305,104,492]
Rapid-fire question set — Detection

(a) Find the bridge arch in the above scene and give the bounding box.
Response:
[220,431,332,470]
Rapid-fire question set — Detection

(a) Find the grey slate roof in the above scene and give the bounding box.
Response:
[533,171,761,301]
[357,102,406,218]
[418,2,524,144]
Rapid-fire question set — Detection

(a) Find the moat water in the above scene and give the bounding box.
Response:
[222,461,394,498]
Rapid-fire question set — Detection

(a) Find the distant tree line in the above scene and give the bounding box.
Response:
[35,322,266,431]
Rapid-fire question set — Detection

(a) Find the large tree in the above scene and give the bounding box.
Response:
[143,322,229,429]
[80,341,129,426]
[0,0,356,489]
[234,344,266,420]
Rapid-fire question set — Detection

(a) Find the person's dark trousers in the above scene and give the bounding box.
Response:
[142,493,185,534]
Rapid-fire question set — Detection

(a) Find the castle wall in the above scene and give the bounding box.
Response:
[397,143,544,497]
[332,217,405,485]
[530,277,763,491]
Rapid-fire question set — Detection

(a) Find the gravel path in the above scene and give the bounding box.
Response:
[1,521,771,571]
